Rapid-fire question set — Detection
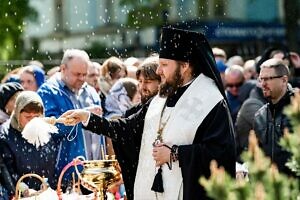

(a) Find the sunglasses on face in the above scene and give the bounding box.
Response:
[226,82,243,88]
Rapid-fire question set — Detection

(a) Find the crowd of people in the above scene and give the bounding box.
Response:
[0,26,299,200]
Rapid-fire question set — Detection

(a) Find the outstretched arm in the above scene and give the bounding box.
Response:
[60,103,149,142]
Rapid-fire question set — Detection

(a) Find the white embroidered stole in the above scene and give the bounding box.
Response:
[134,74,223,200]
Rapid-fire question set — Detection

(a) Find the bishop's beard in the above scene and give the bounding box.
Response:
[159,65,183,98]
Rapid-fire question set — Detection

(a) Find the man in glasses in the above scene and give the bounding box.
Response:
[254,58,295,176]
[225,65,245,123]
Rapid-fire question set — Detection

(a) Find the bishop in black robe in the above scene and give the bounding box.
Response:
[84,83,236,200]
[63,27,236,200]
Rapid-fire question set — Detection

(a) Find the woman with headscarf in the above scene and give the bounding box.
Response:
[0,91,58,196]
[19,65,45,91]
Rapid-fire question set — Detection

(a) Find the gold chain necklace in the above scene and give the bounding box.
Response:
[153,104,171,145]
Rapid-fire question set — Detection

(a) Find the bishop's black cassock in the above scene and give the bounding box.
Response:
[85,87,235,200]
[84,27,236,200]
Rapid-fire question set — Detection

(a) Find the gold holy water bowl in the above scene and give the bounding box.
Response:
[74,156,121,200]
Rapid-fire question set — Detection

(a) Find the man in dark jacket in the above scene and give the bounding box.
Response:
[61,27,236,200]
[254,58,295,176]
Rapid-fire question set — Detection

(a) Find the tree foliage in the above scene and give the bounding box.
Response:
[120,0,170,28]
[281,92,300,176]
[0,0,37,60]
[200,131,300,200]
[201,92,300,199]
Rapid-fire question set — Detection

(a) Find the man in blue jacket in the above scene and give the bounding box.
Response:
[37,49,104,188]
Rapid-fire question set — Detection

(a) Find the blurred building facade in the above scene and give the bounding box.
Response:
[23,0,296,59]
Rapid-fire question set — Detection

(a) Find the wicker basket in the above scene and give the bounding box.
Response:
[56,158,84,200]
[14,173,48,200]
